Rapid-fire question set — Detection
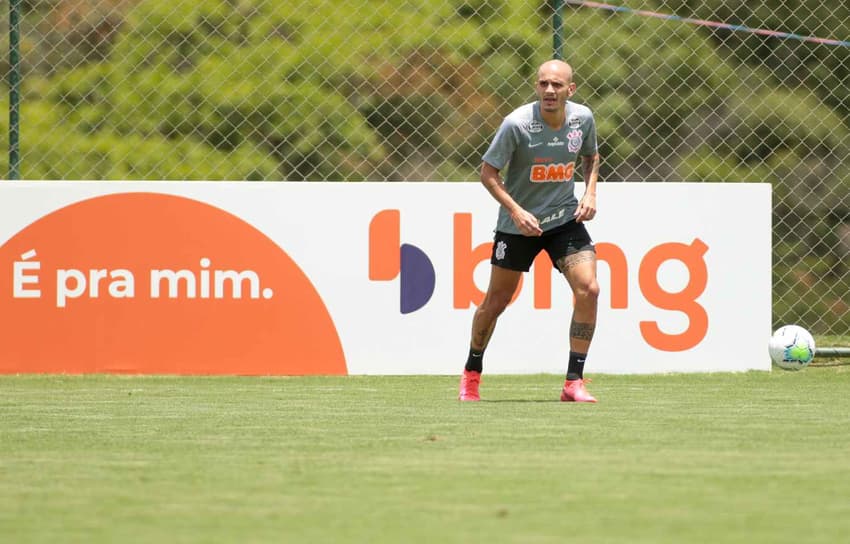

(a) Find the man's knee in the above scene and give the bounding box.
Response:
[575,279,600,302]
[482,288,515,314]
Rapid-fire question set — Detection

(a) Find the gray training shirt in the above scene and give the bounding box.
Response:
[482,100,597,235]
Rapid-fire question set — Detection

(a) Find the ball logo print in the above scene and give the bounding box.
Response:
[0,192,347,375]
[368,209,436,314]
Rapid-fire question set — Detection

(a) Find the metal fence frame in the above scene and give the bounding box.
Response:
[5,0,849,350]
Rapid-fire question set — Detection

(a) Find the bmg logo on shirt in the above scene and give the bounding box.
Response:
[530,163,575,182]
[369,209,710,352]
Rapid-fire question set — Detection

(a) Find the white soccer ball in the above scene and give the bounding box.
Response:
[768,325,816,371]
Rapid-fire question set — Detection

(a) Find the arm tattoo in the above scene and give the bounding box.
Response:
[570,321,596,341]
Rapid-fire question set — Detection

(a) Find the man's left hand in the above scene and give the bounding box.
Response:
[574,194,597,223]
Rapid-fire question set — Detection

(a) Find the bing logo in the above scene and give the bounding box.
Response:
[368,209,436,314]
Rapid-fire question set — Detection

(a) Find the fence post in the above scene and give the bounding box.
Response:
[9,0,22,180]
[552,0,564,60]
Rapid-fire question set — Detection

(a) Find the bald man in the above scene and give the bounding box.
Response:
[459,59,601,403]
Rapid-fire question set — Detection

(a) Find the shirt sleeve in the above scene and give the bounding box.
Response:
[580,112,598,156]
[482,117,518,170]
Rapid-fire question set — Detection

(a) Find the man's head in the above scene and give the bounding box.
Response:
[535,60,576,113]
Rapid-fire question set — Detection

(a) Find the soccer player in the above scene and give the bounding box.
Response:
[459,59,601,402]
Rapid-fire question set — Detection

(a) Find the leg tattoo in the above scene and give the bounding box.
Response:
[472,320,496,351]
[570,321,595,342]
[556,252,596,275]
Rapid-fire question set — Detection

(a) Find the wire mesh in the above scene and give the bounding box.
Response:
[3,0,849,335]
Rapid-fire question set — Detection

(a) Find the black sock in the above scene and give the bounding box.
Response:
[566,351,586,381]
[465,348,484,373]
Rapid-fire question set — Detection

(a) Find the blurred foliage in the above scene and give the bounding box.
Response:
[0,98,278,179]
[679,0,850,116]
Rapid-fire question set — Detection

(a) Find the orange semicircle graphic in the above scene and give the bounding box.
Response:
[0,192,347,375]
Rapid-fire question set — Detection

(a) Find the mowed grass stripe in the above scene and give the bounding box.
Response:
[1,369,849,543]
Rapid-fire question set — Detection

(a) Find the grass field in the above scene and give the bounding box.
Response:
[2,367,850,543]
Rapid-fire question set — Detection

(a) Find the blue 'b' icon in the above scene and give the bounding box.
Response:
[369,210,435,314]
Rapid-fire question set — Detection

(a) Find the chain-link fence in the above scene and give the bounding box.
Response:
[3,0,849,337]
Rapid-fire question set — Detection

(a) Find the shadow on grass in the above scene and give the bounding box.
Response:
[477,399,561,403]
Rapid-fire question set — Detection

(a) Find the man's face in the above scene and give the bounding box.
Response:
[535,65,575,113]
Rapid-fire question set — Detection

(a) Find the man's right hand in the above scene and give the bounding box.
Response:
[511,208,543,237]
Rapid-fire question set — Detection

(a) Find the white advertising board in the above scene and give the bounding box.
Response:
[0,181,771,375]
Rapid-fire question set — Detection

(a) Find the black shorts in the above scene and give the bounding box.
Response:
[490,220,595,272]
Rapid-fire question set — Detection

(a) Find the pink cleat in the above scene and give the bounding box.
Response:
[560,379,597,403]
[459,370,481,401]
